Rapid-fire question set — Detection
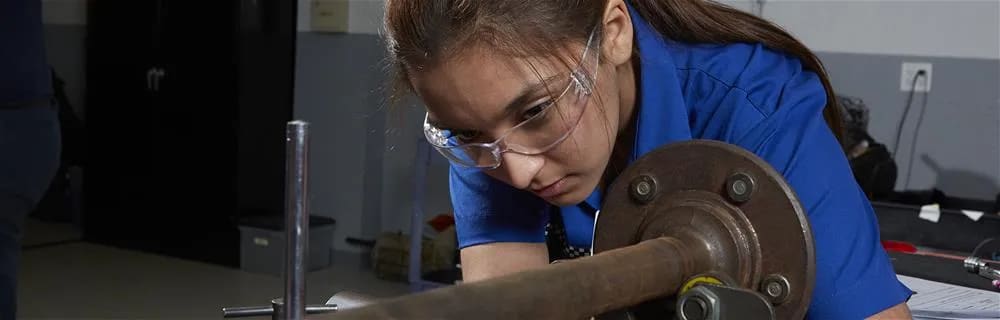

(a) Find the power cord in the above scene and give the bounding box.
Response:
[904,74,930,189]
[972,238,999,260]
[892,69,927,157]
[891,70,928,189]
[753,0,767,16]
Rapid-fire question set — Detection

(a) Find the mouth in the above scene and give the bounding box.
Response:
[532,177,568,199]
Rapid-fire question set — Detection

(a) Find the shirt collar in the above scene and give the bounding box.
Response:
[577,3,693,211]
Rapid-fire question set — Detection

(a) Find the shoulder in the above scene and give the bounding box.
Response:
[667,41,823,119]
[645,40,828,145]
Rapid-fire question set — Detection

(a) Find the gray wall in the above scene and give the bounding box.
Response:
[718,0,1000,60]
[819,52,1000,200]
[379,100,453,235]
[293,32,452,253]
[295,33,380,253]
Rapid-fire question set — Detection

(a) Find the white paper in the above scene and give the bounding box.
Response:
[898,275,1000,319]
[962,210,985,221]
[919,204,942,223]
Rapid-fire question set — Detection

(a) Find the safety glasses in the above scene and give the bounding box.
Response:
[423,30,600,169]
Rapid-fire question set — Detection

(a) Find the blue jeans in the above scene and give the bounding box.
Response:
[0,105,60,319]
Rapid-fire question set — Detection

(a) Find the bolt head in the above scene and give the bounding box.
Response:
[725,172,755,203]
[629,175,657,204]
[765,282,782,297]
[677,287,721,320]
[759,274,791,305]
[731,180,747,195]
[636,181,651,195]
[681,296,708,320]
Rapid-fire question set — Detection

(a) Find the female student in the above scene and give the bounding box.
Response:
[383,0,912,318]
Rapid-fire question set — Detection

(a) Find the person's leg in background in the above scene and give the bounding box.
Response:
[1,0,62,316]
[0,105,60,319]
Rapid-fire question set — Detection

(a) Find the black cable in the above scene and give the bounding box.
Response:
[904,84,930,189]
[971,238,997,259]
[892,70,927,158]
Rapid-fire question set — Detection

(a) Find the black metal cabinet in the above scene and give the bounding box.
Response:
[84,0,296,267]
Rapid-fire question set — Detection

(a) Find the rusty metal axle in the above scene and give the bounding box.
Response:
[322,237,700,319]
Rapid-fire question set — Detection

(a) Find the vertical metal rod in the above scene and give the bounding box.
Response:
[285,120,310,320]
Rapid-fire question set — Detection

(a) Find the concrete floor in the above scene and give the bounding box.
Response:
[21,218,82,248]
[17,220,408,319]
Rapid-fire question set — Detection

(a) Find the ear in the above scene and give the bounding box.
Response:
[601,0,634,67]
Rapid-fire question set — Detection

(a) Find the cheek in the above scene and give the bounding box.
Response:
[549,98,619,171]
[543,67,624,174]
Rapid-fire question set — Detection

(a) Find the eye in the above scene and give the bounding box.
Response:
[521,100,553,122]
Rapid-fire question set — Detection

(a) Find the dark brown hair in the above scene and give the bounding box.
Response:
[383,0,843,142]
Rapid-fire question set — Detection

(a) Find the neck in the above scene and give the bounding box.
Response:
[617,57,638,136]
[600,57,640,190]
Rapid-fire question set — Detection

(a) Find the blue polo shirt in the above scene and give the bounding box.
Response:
[448,4,911,319]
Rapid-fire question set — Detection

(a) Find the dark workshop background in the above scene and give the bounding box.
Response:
[18,0,999,318]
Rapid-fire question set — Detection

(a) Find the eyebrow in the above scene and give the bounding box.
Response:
[427,73,564,132]
[504,73,564,116]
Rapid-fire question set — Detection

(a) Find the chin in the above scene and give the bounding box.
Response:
[542,186,590,207]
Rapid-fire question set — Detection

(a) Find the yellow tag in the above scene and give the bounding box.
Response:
[679,276,723,295]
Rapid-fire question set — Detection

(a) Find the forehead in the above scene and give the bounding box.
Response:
[410,45,569,129]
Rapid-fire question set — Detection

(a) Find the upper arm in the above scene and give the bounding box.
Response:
[729,59,912,318]
[449,165,551,278]
[460,242,549,282]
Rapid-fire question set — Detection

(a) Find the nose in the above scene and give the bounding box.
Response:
[491,152,544,190]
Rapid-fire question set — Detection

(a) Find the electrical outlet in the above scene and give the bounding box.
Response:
[900,62,933,92]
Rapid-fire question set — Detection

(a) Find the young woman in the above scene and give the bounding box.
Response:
[384,0,912,318]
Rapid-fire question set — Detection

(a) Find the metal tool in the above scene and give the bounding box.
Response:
[220,279,377,318]
[676,284,775,320]
[964,257,1000,282]
[222,298,360,320]
[222,299,337,319]
[284,120,310,320]
[222,121,336,320]
[324,292,376,311]
[314,140,815,320]
[221,292,376,318]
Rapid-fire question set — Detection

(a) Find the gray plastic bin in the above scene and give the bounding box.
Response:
[238,215,336,276]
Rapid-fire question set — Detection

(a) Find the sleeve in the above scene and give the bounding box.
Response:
[733,60,913,319]
[449,165,551,249]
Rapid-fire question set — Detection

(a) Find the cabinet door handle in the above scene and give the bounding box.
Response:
[146,67,156,91]
[147,68,167,92]
[154,68,166,92]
